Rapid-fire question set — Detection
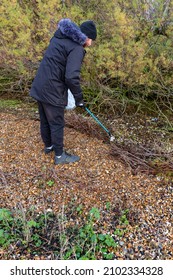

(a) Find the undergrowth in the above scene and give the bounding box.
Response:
[0,99,22,109]
[0,203,130,260]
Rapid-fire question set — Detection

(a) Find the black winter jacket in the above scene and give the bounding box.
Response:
[30,19,87,107]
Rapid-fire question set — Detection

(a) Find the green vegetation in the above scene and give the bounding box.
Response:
[0,99,22,109]
[0,0,173,116]
[0,204,129,260]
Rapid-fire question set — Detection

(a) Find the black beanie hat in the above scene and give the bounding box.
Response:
[80,20,97,40]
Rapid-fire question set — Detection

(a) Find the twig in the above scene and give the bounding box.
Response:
[0,169,8,188]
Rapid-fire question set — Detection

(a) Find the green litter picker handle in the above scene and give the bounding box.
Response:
[84,106,115,141]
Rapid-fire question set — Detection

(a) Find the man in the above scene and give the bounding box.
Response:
[30,18,97,164]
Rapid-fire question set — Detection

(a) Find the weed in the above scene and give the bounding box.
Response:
[46,180,54,187]
[0,203,130,260]
[0,208,19,247]
[120,209,129,226]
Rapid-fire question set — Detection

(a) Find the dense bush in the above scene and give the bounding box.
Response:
[0,0,173,113]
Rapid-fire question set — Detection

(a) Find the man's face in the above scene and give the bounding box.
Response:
[84,38,93,47]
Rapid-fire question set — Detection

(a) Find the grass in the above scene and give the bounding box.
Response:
[0,99,22,109]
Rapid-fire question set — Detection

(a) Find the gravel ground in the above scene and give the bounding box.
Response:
[0,107,172,260]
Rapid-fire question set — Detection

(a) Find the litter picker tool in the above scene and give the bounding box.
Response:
[65,90,115,141]
[84,106,115,142]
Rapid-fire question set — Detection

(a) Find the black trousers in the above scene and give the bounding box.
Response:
[37,101,65,156]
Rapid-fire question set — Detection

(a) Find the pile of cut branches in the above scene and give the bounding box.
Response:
[65,110,109,142]
[65,111,173,175]
[110,140,173,175]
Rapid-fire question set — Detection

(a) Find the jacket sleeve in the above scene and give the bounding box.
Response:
[65,45,85,104]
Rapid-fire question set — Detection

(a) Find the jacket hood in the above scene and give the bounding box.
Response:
[57,18,87,46]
